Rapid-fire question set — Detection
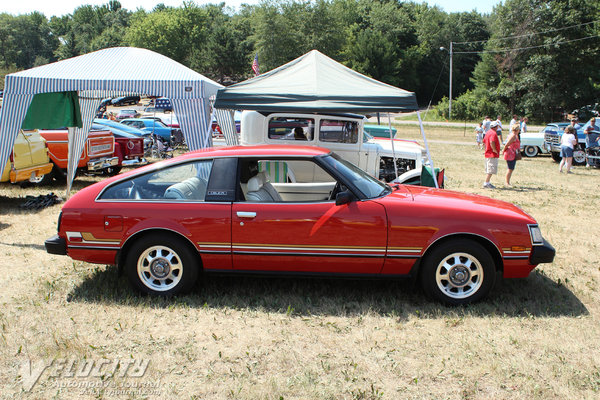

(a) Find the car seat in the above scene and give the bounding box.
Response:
[246,172,282,202]
[164,177,207,200]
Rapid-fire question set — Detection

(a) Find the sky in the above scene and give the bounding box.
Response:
[1,0,501,18]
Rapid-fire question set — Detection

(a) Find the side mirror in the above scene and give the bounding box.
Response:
[335,190,354,206]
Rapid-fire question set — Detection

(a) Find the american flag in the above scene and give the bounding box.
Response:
[251,53,260,76]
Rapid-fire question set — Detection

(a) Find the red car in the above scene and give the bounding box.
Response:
[45,145,555,304]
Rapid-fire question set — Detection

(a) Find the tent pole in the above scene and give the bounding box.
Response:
[416,111,438,189]
[387,113,399,181]
[66,127,76,199]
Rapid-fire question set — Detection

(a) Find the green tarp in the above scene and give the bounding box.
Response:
[214,50,418,113]
[21,91,82,130]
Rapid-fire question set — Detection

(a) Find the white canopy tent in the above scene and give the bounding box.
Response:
[0,47,222,193]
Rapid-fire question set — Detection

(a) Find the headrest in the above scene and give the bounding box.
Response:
[247,173,264,192]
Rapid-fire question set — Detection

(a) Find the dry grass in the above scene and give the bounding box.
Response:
[1,127,599,399]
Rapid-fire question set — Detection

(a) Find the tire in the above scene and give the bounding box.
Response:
[523,146,538,157]
[551,152,562,163]
[573,148,587,165]
[126,233,199,296]
[104,166,122,176]
[30,169,54,185]
[420,239,496,305]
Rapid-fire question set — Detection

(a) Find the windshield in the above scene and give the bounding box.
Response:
[321,153,389,199]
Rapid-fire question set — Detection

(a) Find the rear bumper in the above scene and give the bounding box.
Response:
[530,238,555,265]
[45,235,67,255]
[122,157,147,166]
[10,162,53,183]
[87,157,119,171]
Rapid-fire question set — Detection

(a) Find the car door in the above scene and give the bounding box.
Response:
[231,157,388,275]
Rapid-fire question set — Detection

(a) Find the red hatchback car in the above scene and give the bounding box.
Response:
[45,145,555,304]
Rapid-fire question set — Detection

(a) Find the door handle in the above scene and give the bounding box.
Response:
[236,211,256,219]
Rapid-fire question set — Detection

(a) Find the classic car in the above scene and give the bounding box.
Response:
[140,109,180,129]
[45,145,555,305]
[519,129,549,157]
[542,122,586,164]
[94,118,153,154]
[240,111,428,184]
[115,109,139,120]
[363,124,397,138]
[111,96,140,107]
[1,129,53,184]
[119,118,175,142]
[39,127,119,181]
[91,123,146,175]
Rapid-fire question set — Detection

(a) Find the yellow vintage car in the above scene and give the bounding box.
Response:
[1,129,54,184]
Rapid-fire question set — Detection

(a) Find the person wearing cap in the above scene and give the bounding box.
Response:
[483,121,501,188]
[569,118,581,130]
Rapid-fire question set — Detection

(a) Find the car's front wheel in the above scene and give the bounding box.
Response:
[420,239,496,305]
[523,146,538,157]
[126,233,199,295]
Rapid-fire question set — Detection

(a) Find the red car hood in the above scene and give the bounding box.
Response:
[383,185,535,223]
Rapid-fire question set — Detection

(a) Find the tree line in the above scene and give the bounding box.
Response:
[1,0,598,122]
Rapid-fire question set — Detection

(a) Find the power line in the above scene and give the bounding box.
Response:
[453,19,599,46]
[454,34,600,54]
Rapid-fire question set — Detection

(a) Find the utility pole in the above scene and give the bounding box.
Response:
[449,41,453,120]
[440,42,453,120]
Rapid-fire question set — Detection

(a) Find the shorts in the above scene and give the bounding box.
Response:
[506,159,516,170]
[485,157,498,174]
[560,145,574,158]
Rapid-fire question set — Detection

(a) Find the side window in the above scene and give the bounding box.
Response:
[240,158,337,203]
[268,117,314,141]
[319,119,358,144]
[100,160,213,201]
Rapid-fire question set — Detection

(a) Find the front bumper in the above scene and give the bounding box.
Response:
[544,142,560,153]
[530,238,555,265]
[45,235,67,255]
[87,157,119,171]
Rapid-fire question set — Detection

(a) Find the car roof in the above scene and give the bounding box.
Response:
[182,145,331,160]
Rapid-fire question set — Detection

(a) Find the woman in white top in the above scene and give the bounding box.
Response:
[559,125,578,173]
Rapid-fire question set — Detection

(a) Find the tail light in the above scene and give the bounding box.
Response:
[9,152,14,163]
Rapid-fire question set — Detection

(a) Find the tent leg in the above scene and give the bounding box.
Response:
[416,111,438,189]
[387,113,399,180]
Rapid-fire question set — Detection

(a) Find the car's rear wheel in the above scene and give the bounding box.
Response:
[126,233,199,295]
[420,239,496,305]
[30,170,54,185]
[523,146,538,157]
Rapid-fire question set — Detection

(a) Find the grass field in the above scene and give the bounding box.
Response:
[1,126,599,399]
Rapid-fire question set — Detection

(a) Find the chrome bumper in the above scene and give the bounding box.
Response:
[122,157,147,166]
[87,156,119,171]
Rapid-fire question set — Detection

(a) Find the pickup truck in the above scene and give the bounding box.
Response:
[39,127,119,181]
[239,111,428,183]
[1,129,53,185]
[543,122,587,164]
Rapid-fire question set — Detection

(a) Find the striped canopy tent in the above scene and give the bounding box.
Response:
[0,47,222,193]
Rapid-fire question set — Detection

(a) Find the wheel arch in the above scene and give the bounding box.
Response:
[415,233,503,278]
[117,228,202,273]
